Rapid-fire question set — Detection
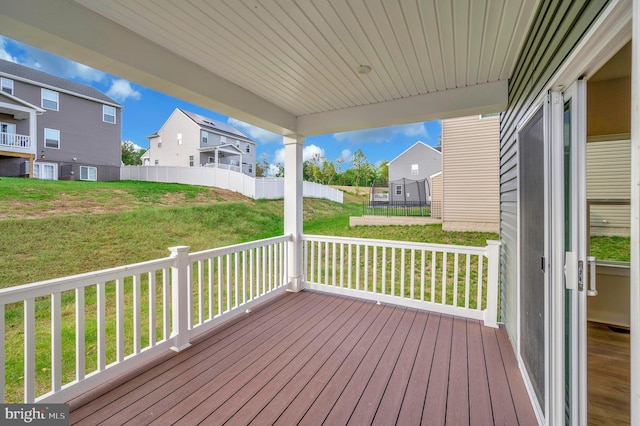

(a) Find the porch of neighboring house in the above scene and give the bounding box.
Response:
[68,291,536,425]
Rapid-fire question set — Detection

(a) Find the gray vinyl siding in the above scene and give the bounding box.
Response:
[388,142,441,198]
[587,139,631,236]
[8,77,121,181]
[441,115,499,231]
[499,0,610,342]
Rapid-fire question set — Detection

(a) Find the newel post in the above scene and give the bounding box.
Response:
[169,246,191,351]
[284,134,304,292]
[484,240,501,328]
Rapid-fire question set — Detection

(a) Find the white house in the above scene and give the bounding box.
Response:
[387,141,441,204]
[145,108,256,177]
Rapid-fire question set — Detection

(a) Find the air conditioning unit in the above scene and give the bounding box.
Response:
[20,160,29,175]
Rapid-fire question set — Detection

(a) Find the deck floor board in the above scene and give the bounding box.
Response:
[69,291,537,425]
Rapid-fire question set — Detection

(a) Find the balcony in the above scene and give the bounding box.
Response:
[0,234,536,424]
[0,132,32,154]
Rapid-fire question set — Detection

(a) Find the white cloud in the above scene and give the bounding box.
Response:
[265,164,281,177]
[339,149,353,163]
[121,140,146,151]
[272,144,325,166]
[333,122,428,144]
[106,79,141,102]
[227,118,282,144]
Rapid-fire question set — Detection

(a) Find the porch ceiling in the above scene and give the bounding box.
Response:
[0,0,538,135]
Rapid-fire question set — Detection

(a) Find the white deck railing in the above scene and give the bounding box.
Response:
[301,235,500,327]
[0,235,290,403]
[0,133,31,149]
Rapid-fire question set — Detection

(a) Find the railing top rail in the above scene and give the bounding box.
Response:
[0,256,174,305]
[189,234,292,261]
[301,233,490,255]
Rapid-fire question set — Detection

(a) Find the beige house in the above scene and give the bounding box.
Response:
[146,108,256,176]
[431,114,500,232]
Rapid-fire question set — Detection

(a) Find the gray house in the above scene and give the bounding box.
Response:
[387,141,441,204]
[0,59,122,181]
[145,108,256,177]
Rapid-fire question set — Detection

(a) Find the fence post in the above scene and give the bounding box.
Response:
[169,246,191,351]
[484,240,501,328]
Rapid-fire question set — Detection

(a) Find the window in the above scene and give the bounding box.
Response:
[158,137,162,148]
[154,160,159,165]
[411,164,419,175]
[177,133,183,145]
[44,128,60,149]
[103,105,116,123]
[41,89,59,110]
[208,157,215,163]
[246,144,250,153]
[34,162,57,180]
[395,185,403,196]
[1,78,13,94]
[80,166,97,181]
[248,164,253,173]
[201,131,208,144]
[220,135,227,144]
[189,155,194,167]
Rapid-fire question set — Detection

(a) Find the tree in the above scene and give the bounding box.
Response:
[121,141,145,165]
[351,149,372,187]
[376,160,389,183]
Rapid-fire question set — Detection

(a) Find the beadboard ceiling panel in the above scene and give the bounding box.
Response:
[0,0,539,135]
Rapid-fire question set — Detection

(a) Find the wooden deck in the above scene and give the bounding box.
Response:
[68,291,537,425]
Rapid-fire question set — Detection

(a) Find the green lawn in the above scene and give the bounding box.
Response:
[0,177,630,402]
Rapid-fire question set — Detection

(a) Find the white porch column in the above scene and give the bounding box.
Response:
[631,0,640,421]
[284,134,304,292]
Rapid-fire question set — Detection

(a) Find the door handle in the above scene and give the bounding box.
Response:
[587,256,598,296]
[565,251,576,290]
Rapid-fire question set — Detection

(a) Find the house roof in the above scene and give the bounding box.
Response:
[0,1,539,136]
[0,90,45,119]
[179,109,253,143]
[0,59,121,107]
[388,141,442,165]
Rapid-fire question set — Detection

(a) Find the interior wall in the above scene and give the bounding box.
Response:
[587,77,631,137]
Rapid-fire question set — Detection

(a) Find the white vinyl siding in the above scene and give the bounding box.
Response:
[41,88,59,110]
[80,166,97,181]
[103,105,116,123]
[442,115,499,229]
[44,128,60,149]
[587,139,630,236]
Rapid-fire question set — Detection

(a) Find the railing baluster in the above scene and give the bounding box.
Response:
[339,243,344,288]
[242,250,247,304]
[391,248,396,296]
[262,246,267,295]
[198,260,205,325]
[226,254,232,312]
[332,242,337,286]
[400,249,406,298]
[364,245,369,292]
[431,251,436,303]
[324,242,329,286]
[97,282,106,371]
[133,274,141,354]
[465,255,471,309]
[477,255,484,310]
[186,264,193,328]
[24,298,35,403]
[441,252,448,305]
[235,252,240,307]
[347,244,352,289]
[382,246,386,295]
[76,287,85,381]
[453,253,459,307]
[355,244,361,291]
[52,292,62,392]
[218,256,223,315]
[163,269,170,340]
[410,249,415,300]
[149,271,156,347]
[268,245,273,292]
[373,246,377,294]
[208,259,214,320]
[250,248,254,300]
[116,278,125,363]
[420,250,426,301]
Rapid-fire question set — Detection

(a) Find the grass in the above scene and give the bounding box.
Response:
[0,178,630,401]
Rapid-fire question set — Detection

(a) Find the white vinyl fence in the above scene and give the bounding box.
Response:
[121,166,343,203]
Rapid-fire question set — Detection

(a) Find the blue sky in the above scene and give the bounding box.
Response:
[0,35,441,171]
